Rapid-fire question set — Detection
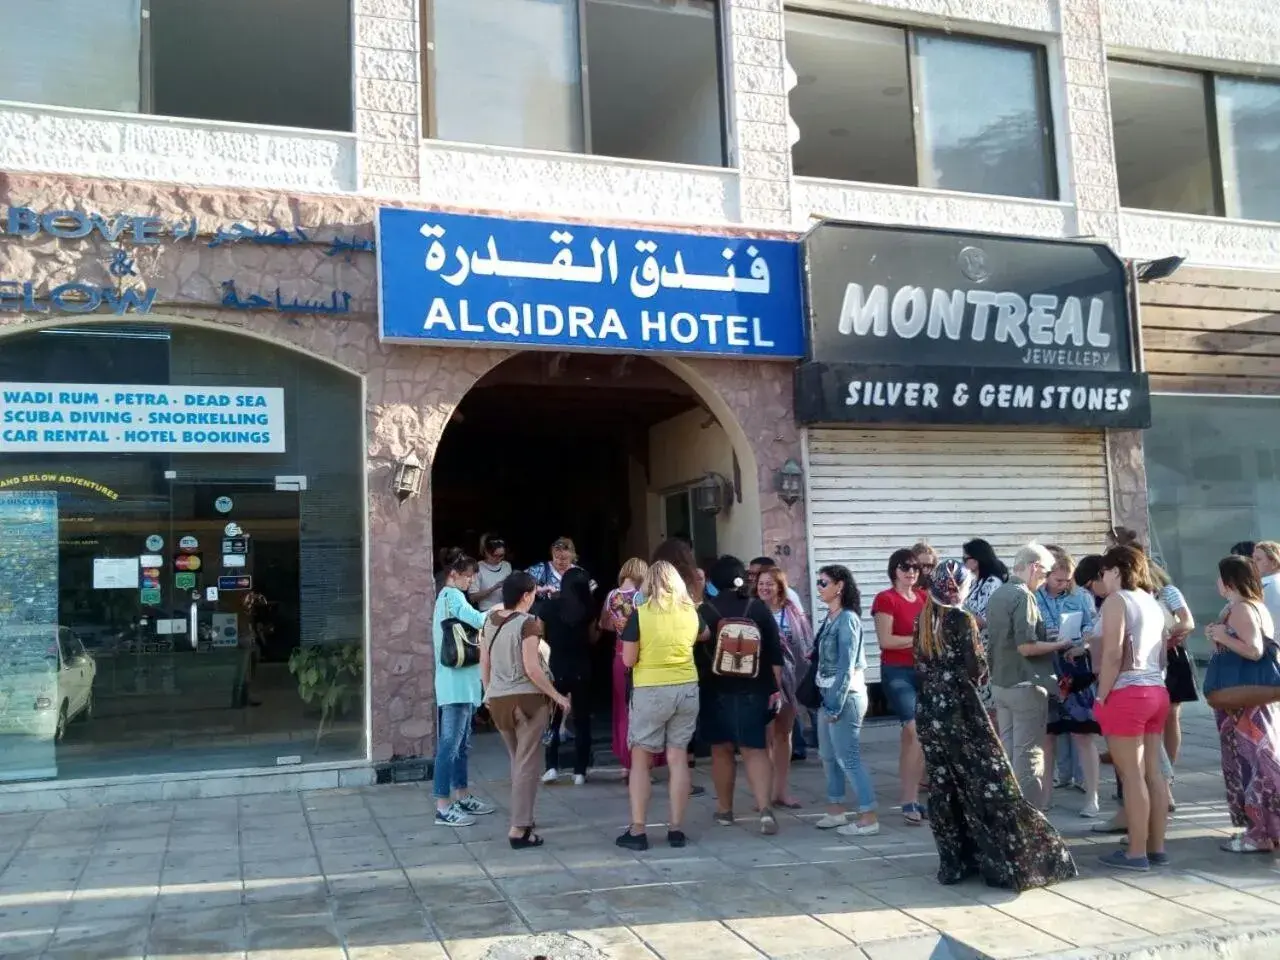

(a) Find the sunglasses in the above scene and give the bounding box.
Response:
[816,578,831,588]
[898,562,920,571]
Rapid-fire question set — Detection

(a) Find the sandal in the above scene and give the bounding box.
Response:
[902,803,925,826]
[508,826,544,849]
[1221,835,1275,854]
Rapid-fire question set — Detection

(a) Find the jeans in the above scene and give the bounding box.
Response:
[545,676,592,775]
[792,714,808,759]
[817,687,877,812]
[1055,733,1084,784]
[433,703,474,800]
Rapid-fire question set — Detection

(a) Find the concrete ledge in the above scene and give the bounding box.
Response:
[1020,922,1280,960]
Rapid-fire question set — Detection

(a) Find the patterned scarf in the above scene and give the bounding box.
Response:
[929,558,973,609]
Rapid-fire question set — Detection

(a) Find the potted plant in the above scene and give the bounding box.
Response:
[288,642,363,748]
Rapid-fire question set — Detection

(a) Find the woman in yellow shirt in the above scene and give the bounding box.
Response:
[616,560,706,851]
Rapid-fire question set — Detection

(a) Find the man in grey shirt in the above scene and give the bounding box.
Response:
[987,542,1075,804]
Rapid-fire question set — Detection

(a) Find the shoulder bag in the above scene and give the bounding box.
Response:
[1203,601,1280,710]
[795,616,826,711]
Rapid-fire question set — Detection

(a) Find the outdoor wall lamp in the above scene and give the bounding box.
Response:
[693,472,732,516]
[392,452,424,502]
[775,458,804,506]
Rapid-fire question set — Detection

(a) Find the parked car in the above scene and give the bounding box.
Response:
[40,628,96,739]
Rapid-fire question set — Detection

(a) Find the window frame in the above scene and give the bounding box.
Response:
[784,7,1060,200]
[421,0,730,166]
[1109,57,1228,219]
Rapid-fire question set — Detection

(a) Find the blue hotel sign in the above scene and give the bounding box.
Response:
[376,209,805,358]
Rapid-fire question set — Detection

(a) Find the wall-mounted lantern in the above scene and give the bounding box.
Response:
[693,472,732,516]
[392,452,424,502]
[775,458,804,506]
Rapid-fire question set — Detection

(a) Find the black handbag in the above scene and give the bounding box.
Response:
[439,618,480,668]
[795,647,822,711]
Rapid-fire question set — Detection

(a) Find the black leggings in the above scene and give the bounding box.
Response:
[545,676,592,776]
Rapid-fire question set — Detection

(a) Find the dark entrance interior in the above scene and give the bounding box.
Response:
[432,352,704,719]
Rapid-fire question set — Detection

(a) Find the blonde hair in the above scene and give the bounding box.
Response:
[618,557,649,587]
[640,560,694,611]
[916,595,981,663]
[1148,561,1172,589]
[1050,551,1076,576]
[1256,541,1280,569]
[912,540,939,562]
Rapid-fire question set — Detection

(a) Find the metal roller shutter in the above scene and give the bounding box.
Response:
[803,427,1113,682]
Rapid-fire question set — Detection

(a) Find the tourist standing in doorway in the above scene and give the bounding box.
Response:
[756,566,812,809]
[1036,551,1101,816]
[1093,545,1171,871]
[701,555,785,834]
[527,536,597,597]
[616,561,703,850]
[962,538,1009,729]
[469,533,511,612]
[481,571,572,849]
[541,567,596,785]
[432,555,496,827]
[811,564,878,836]
[915,558,1077,889]
[872,548,927,825]
[1208,555,1280,854]
[599,558,660,781]
[987,543,1075,805]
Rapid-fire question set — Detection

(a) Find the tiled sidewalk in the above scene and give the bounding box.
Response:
[2,703,1279,960]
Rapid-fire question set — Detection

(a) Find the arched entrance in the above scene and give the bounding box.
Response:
[431,351,761,585]
[0,318,367,784]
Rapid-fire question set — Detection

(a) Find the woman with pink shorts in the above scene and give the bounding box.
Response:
[1092,545,1171,872]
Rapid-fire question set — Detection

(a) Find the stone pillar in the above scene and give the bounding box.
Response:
[1059,0,1148,539]
[725,0,792,228]
[353,0,422,196]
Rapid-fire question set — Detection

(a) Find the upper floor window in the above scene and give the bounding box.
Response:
[428,0,727,167]
[1110,60,1280,223]
[785,10,1057,201]
[0,0,353,132]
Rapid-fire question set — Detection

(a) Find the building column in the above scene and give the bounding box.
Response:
[725,0,792,228]
[1058,0,1148,540]
[353,0,422,196]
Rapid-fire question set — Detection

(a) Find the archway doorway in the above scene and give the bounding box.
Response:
[431,351,755,718]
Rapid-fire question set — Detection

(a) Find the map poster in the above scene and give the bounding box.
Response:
[0,492,60,782]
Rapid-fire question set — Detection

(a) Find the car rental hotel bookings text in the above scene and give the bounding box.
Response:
[839,283,1116,368]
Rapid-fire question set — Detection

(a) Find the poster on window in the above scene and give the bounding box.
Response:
[0,492,60,782]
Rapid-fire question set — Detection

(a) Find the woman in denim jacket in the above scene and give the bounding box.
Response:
[812,564,879,836]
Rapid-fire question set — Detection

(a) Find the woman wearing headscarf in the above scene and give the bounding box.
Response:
[915,558,1077,889]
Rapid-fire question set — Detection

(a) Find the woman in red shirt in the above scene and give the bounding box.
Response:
[873,548,928,825]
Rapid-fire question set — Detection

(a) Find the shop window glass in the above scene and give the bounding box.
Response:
[785,11,1056,200]
[1146,394,1280,662]
[0,323,365,784]
[430,0,726,166]
[150,0,352,131]
[1215,75,1280,223]
[1108,61,1218,217]
[0,0,142,113]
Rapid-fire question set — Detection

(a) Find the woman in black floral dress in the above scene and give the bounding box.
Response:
[915,558,1077,890]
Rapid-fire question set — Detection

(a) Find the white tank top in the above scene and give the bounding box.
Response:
[1113,589,1167,690]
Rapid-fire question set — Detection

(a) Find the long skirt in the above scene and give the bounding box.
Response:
[1217,704,1280,847]
[612,646,664,771]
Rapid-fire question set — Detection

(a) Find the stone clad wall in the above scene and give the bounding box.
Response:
[0,172,808,763]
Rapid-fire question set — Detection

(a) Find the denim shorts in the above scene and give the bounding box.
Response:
[700,690,771,750]
[880,665,919,726]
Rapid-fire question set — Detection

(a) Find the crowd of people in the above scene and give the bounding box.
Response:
[426,526,1280,886]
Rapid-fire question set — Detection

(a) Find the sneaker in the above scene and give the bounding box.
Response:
[689,784,706,798]
[615,828,649,851]
[1092,816,1128,835]
[456,795,496,816]
[815,812,848,830]
[837,820,880,837]
[760,808,778,836]
[713,810,735,826]
[667,829,687,848]
[541,767,560,784]
[1148,851,1170,866]
[1099,850,1149,872]
[573,774,586,786]
[434,804,476,828]
[1070,780,1087,793]
[1053,776,1072,789]
[1080,799,1100,819]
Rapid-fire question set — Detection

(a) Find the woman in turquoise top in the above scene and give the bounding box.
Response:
[432,555,495,827]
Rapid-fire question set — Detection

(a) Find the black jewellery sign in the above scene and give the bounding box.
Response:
[795,221,1151,429]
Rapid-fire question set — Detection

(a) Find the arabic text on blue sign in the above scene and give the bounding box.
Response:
[376,209,805,358]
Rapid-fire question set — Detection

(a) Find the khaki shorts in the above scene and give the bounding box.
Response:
[628,682,699,753]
